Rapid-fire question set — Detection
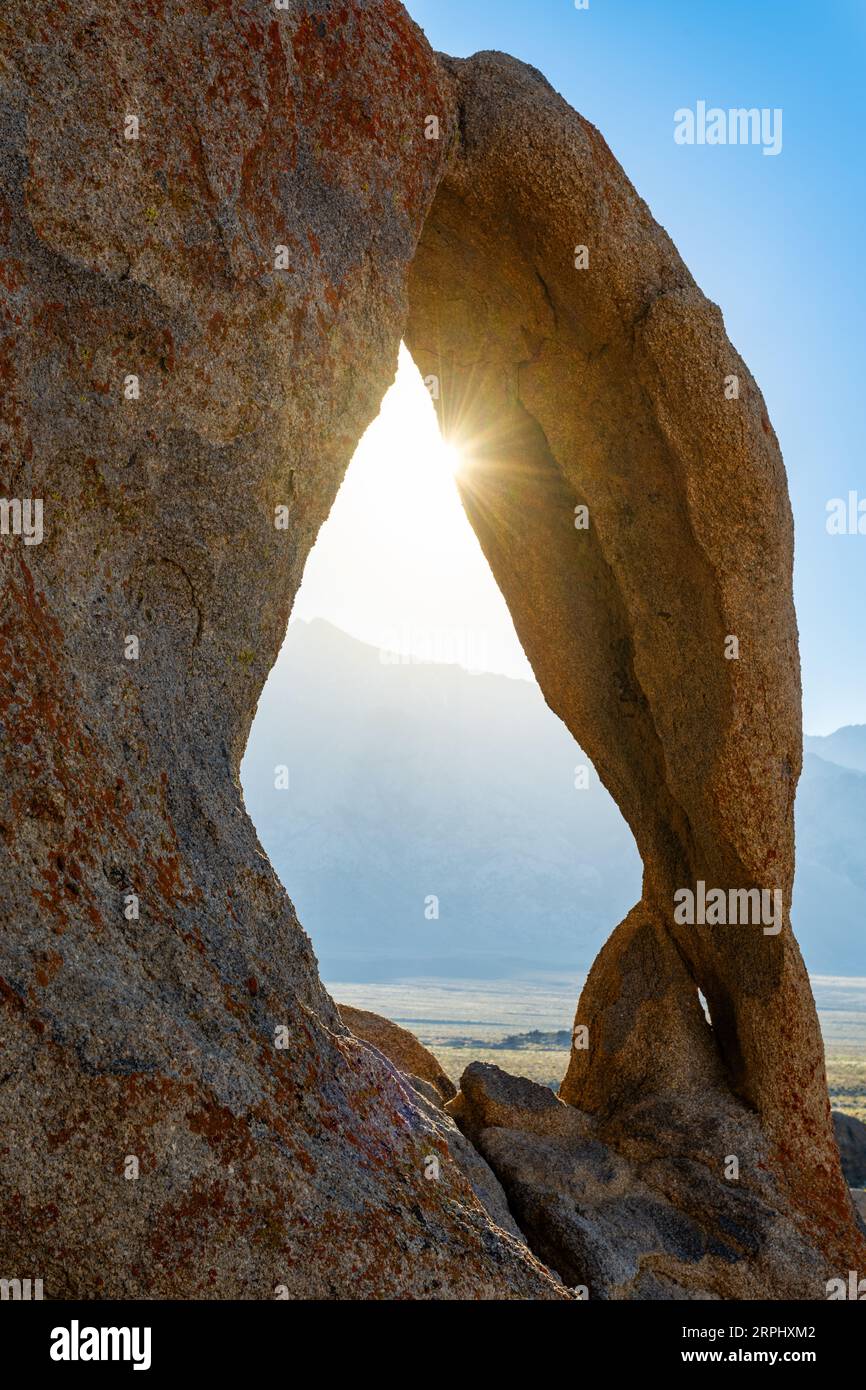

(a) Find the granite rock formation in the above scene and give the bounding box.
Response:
[406,52,864,1292]
[448,1063,837,1299]
[0,0,559,1300]
[0,0,860,1298]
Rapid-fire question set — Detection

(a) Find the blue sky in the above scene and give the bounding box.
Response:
[402,0,866,735]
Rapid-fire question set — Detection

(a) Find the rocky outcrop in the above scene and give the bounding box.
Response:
[406,51,864,1291]
[338,1004,456,1106]
[334,1008,527,1244]
[449,1064,833,1299]
[1,1,860,1298]
[0,1,561,1299]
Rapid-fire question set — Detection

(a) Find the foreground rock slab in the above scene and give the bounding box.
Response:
[449,1064,841,1300]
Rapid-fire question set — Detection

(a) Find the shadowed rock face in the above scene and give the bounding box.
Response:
[834,1111,866,1188]
[0,2,859,1298]
[447,1064,834,1300]
[0,1,560,1299]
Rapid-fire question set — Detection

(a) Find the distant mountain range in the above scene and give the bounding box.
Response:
[241,620,866,979]
[805,726,866,774]
[796,730,866,972]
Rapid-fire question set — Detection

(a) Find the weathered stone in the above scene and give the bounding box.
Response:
[0,1,562,1300]
[446,1060,580,1145]
[338,1003,456,1106]
[406,50,864,1288]
[453,1064,832,1299]
[1,2,860,1299]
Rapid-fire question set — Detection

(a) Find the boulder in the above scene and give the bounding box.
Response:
[833,1111,866,1187]
[338,1003,456,1106]
[450,1064,832,1300]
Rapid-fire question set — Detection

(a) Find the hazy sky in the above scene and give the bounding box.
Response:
[291,0,866,735]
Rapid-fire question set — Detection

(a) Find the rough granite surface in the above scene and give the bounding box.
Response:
[0,0,561,1300]
[407,51,864,1295]
[338,1003,457,1105]
[0,2,860,1299]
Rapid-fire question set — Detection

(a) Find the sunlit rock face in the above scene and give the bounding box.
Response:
[406,49,863,1295]
[0,1,860,1299]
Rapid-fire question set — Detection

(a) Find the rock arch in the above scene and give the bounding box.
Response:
[0,1,860,1298]
[405,51,850,1257]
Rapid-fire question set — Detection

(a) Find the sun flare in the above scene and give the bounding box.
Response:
[439,441,463,476]
[289,340,534,683]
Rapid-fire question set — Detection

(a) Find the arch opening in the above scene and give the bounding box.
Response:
[241,344,642,1082]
